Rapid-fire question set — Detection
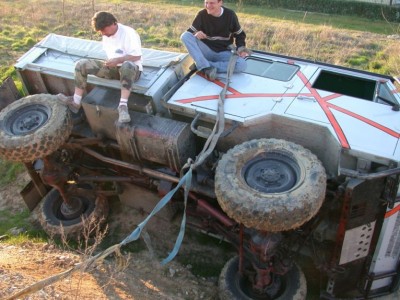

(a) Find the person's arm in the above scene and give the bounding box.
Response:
[231,13,246,48]
[231,12,249,58]
[187,10,203,34]
[187,10,209,39]
[109,25,142,67]
[105,55,141,67]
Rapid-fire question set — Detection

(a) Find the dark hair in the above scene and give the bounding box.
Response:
[91,11,117,31]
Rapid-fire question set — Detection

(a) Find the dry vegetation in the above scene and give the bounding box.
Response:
[1,0,400,84]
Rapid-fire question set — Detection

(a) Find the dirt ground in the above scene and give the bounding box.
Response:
[0,172,234,300]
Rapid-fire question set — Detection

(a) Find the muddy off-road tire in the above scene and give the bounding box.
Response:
[39,188,109,239]
[219,256,307,300]
[0,94,72,162]
[215,138,326,232]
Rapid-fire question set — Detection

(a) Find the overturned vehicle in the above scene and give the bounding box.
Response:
[1,34,400,299]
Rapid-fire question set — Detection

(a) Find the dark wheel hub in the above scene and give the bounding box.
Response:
[6,104,50,135]
[239,272,282,299]
[243,152,300,193]
[260,167,283,183]
[60,197,84,220]
[262,275,282,299]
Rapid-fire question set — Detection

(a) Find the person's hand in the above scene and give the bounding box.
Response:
[237,46,252,58]
[194,31,207,39]
[105,58,119,67]
[238,51,249,58]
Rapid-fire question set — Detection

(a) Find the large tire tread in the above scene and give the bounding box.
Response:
[0,94,72,162]
[215,139,326,232]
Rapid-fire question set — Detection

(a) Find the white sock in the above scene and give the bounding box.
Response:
[119,98,128,107]
[73,94,82,105]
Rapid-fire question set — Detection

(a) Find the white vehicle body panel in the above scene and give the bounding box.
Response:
[168,55,400,162]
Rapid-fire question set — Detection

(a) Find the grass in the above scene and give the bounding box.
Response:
[0,209,46,243]
[0,160,25,187]
[137,0,400,35]
[238,6,399,35]
[0,209,31,234]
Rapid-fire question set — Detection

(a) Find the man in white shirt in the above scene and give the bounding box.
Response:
[58,11,142,123]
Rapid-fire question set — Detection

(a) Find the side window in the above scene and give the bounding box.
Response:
[377,83,399,107]
[312,70,376,101]
[378,84,394,100]
[244,58,299,82]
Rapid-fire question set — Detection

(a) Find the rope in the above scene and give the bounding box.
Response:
[4,48,239,300]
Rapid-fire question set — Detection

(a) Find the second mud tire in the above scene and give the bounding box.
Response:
[0,94,72,162]
[39,188,109,239]
[215,138,326,232]
[219,256,307,300]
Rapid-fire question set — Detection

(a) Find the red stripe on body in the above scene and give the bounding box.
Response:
[174,71,400,149]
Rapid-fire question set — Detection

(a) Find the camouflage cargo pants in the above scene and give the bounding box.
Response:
[74,59,141,90]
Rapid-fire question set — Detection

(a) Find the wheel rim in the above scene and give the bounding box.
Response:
[54,194,92,222]
[242,152,300,193]
[5,104,50,135]
[60,196,84,220]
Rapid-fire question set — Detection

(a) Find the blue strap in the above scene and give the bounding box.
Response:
[161,168,192,265]
[120,169,192,264]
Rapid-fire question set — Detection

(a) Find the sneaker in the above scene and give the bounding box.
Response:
[202,67,217,81]
[118,105,131,123]
[189,63,197,71]
[57,93,81,113]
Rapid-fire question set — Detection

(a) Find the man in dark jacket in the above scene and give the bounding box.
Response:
[181,0,249,80]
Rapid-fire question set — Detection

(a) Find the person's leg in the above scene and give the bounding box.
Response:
[209,51,247,73]
[180,31,217,71]
[74,58,109,91]
[72,59,102,106]
[117,61,141,123]
[59,59,112,113]
[235,57,247,73]
[181,32,247,76]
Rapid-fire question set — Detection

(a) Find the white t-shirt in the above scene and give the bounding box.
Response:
[102,23,143,71]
